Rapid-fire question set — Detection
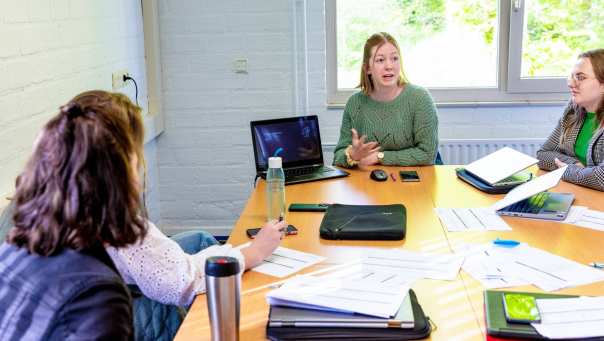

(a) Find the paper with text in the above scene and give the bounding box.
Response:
[532,296,604,339]
[435,207,511,231]
[237,242,325,278]
[362,248,463,281]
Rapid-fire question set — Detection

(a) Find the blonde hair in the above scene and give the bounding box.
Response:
[358,32,408,95]
[561,49,604,144]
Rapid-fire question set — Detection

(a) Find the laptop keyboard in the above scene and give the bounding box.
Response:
[285,166,333,178]
[507,192,549,214]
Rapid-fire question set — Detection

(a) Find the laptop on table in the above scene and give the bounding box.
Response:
[250,115,349,185]
[464,147,538,187]
[491,166,574,221]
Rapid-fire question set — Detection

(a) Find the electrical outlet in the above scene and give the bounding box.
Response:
[233,59,248,74]
[112,69,129,90]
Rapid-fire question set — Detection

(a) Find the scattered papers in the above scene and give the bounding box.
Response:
[562,206,604,232]
[435,207,511,232]
[237,243,325,278]
[456,243,604,291]
[532,296,604,339]
[318,262,422,287]
[266,275,408,318]
[492,166,567,211]
[362,248,463,281]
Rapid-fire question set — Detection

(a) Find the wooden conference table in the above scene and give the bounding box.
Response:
[174,165,604,341]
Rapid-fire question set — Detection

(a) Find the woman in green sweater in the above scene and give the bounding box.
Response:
[537,49,604,191]
[333,32,438,168]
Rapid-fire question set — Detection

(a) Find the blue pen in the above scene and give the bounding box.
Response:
[589,262,604,269]
[493,238,520,248]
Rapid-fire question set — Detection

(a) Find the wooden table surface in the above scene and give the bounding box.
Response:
[174,165,604,341]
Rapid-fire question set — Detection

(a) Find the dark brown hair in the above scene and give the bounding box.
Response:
[8,90,147,256]
[359,32,408,95]
[561,48,604,143]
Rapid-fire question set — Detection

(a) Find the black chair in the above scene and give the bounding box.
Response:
[435,151,444,165]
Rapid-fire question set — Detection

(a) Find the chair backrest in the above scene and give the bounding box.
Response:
[435,151,444,165]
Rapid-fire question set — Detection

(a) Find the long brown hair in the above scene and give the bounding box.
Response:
[561,49,604,144]
[358,32,409,95]
[8,90,147,256]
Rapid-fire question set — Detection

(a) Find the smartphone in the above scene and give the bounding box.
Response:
[288,203,330,212]
[399,170,420,182]
[246,225,298,238]
[502,293,541,323]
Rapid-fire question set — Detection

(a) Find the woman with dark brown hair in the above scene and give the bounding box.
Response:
[537,49,604,191]
[0,90,147,340]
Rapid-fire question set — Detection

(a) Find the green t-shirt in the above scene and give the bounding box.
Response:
[574,112,598,165]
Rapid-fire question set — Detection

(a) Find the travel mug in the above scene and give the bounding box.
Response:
[205,256,241,341]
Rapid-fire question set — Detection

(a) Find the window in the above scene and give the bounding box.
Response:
[326,0,603,105]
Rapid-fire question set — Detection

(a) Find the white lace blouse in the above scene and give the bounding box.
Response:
[106,221,245,306]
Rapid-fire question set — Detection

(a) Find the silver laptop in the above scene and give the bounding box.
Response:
[250,115,349,185]
[492,166,574,221]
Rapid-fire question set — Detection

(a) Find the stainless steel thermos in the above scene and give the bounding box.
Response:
[205,256,241,341]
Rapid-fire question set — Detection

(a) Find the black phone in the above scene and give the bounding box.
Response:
[399,170,420,182]
[246,225,298,238]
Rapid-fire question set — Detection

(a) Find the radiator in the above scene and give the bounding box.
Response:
[323,138,545,166]
[439,138,545,165]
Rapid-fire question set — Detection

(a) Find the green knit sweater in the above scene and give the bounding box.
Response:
[333,84,439,167]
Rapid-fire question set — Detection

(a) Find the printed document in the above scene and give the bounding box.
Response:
[237,243,325,278]
[435,207,511,231]
[562,206,604,232]
[266,275,408,318]
[532,296,604,339]
[362,248,463,281]
[464,147,538,185]
[492,166,567,211]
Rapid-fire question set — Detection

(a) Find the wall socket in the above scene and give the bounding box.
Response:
[112,69,129,90]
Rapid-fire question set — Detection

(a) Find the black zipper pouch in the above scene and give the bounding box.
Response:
[319,204,406,240]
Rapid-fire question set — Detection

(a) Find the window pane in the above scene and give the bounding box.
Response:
[521,0,604,78]
[336,0,498,89]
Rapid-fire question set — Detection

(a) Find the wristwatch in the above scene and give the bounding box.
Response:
[377,152,385,164]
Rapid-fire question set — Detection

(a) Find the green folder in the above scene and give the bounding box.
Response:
[484,290,577,339]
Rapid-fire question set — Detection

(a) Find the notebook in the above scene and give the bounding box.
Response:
[492,166,574,221]
[465,147,538,186]
[269,291,414,329]
[250,115,349,185]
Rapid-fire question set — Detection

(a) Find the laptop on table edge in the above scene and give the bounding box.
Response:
[491,166,574,221]
[250,115,349,185]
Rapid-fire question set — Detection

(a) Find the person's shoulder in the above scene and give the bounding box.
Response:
[404,83,433,99]
[345,91,369,107]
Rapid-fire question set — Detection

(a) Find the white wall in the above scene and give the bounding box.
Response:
[157,0,565,235]
[0,0,160,222]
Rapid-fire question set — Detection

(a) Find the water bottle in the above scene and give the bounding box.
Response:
[266,156,286,222]
[205,256,241,341]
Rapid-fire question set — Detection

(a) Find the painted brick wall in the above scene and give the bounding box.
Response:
[157,0,565,235]
[0,0,160,222]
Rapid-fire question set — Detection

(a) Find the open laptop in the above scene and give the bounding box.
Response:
[250,115,349,185]
[491,166,574,221]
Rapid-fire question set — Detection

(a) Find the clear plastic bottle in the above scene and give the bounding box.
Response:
[266,157,286,222]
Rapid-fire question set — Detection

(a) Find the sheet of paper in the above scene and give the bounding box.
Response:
[560,205,588,224]
[318,262,422,287]
[237,243,325,278]
[362,248,464,281]
[266,275,408,318]
[464,146,538,185]
[435,207,511,231]
[573,209,604,232]
[531,297,604,339]
[492,166,567,211]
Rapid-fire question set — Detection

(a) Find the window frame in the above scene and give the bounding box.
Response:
[326,0,569,107]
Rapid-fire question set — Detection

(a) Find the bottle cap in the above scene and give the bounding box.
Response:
[268,157,282,169]
[205,256,241,277]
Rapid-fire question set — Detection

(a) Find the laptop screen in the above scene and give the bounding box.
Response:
[251,115,324,172]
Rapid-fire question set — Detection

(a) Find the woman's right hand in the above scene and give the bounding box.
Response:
[350,128,380,162]
[241,220,286,269]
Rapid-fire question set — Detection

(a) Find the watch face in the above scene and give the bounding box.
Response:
[377,152,384,159]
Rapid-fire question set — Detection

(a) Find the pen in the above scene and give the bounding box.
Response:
[589,262,604,269]
[390,172,396,181]
[493,238,520,248]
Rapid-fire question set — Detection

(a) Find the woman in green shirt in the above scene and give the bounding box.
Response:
[537,49,604,191]
[333,32,438,168]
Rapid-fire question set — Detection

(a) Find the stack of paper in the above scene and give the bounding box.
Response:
[266,275,408,318]
[237,243,325,278]
[532,296,604,339]
[435,207,511,232]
